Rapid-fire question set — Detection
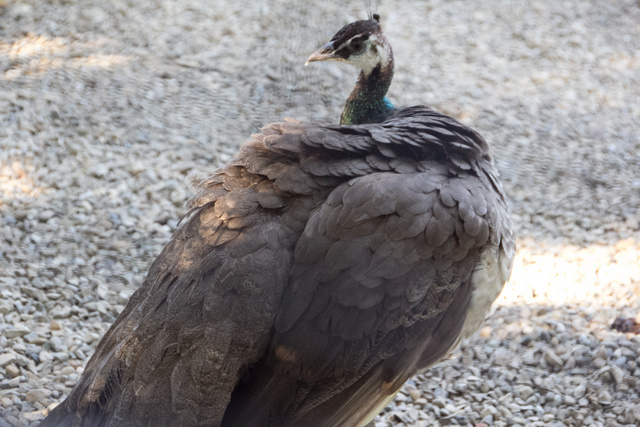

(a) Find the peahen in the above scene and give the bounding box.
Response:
[41,14,514,427]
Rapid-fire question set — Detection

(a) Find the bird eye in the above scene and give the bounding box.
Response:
[349,38,365,54]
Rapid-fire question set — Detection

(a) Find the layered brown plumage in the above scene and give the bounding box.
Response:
[42,15,514,427]
[42,107,513,427]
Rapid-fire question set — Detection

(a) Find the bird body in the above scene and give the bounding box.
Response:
[41,14,514,427]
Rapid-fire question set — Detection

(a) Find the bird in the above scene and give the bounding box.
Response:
[41,13,514,427]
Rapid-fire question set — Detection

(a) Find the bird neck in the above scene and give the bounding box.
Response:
[340,58,394,125]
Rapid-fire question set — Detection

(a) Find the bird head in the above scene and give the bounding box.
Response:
[306,14,391,77]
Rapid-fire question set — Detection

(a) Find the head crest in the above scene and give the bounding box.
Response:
[362,0,380,22]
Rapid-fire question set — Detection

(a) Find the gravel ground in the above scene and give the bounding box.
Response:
[1,0,639,426]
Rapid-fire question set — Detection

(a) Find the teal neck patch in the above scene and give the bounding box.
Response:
[384,97,394,111]
[340,98,394,125]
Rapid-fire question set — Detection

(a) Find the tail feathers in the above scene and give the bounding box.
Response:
[221,351,410,427]
[293,356,409,427]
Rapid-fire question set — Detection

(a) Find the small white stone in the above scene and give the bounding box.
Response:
[22,410,45,422]
[572,384,586,399]
[610,365,625,384]
[544,349,564,367]
[39,350,54,363]
[25,388,51,405]
[0,353,17,368]
[4,326,30,338]
[5,364,20,378]
[515,385,534,400]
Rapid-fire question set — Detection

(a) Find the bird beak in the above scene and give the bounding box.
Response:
[305,42,339,66]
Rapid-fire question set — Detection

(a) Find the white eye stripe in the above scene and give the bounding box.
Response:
[333,33,390,76]
[338,34,370,52]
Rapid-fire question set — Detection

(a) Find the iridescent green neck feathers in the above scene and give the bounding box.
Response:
[340,63,394,125]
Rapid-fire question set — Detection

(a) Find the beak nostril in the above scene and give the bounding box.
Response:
[319,42,334,54]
